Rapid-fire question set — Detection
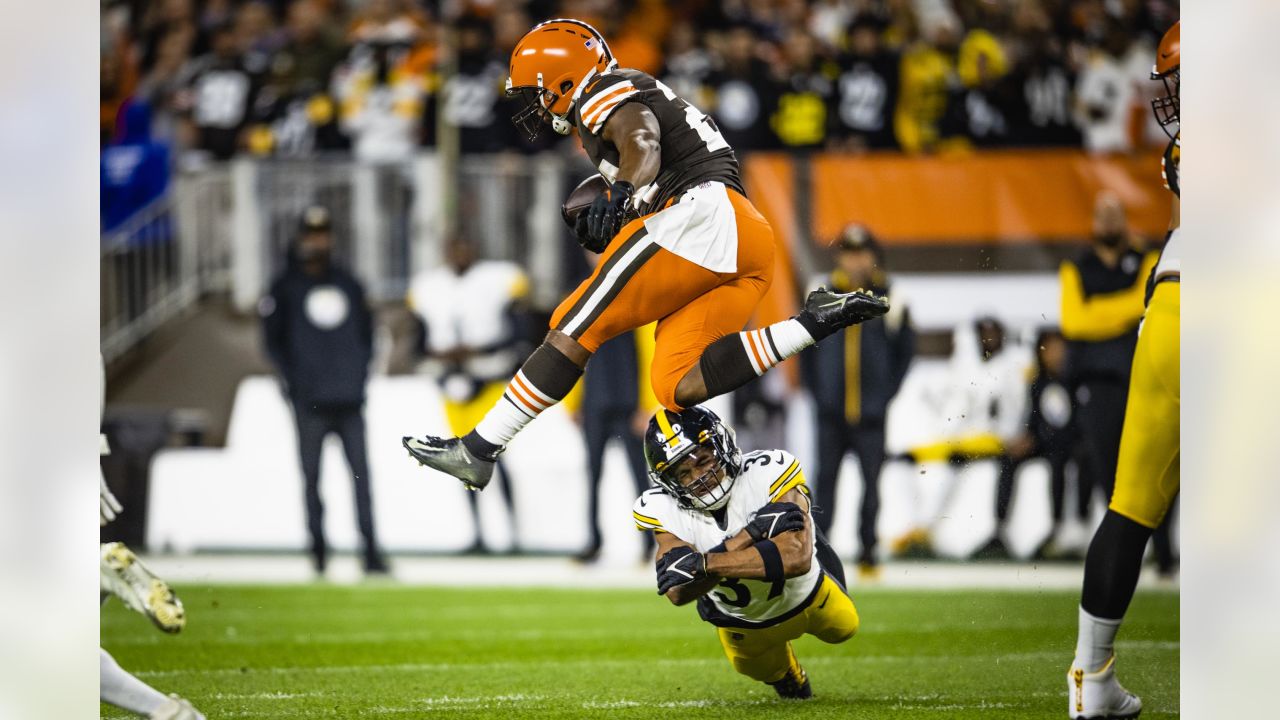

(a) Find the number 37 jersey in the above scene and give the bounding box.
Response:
[572,68,745,215]
[632,449,824,628]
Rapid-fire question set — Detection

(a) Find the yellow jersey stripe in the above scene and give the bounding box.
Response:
[769,461,801,495]
[770,470,807,502]
[633,510,662,526]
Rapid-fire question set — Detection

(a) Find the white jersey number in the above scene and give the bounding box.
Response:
[655,79,729,153]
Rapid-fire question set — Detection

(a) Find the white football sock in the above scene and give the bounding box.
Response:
[1074,606,1122,673]
[101,648,168,715]
[738,319,815,376]
[473,370,557,447]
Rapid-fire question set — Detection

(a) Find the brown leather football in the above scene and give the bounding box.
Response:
[562,174,609,228]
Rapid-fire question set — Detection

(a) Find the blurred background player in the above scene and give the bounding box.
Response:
[801,224,914,577]
[1060,190,1174,573]
[636,406,858,699]
[973,328,1081,560]
[894,317,1029,558]
[1068,21,1180,719]
[100,357,203,720]
[407,235,529,554]
[1060,191,1154,517]
[261,205,387,575]
[575,324,658,564]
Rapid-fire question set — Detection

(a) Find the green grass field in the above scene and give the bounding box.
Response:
[101,583,1178,719]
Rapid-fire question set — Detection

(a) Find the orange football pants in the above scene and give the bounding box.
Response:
[550,188,775,411]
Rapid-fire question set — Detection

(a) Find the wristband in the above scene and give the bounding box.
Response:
[756,539,784,584]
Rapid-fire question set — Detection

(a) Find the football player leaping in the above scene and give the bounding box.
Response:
[403,19,887,488]
[1067,21,1180,720]
[635,406,859,699]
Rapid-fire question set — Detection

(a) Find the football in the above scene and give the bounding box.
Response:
[561,174,609,229]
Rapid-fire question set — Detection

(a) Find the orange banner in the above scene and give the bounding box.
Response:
[807,149,1172,244]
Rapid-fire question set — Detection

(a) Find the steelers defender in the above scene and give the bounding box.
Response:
[404,19,886,488]
[634,406,859,699]
[1067,21,1180,720]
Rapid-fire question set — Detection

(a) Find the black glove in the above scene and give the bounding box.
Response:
[745,502,806,542]
[572,213,598,252]
[655,545,708,595]
[585,180,634,252]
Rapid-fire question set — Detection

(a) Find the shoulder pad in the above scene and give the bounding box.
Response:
[577,72,641,136]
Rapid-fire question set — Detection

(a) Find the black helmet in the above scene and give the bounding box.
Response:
[644,406,742,512]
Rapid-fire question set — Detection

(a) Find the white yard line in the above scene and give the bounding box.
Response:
[133,643,1177,680]
[131,554,1180,591]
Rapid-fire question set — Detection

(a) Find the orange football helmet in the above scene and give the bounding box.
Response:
[1151,21,1179,137]
[506,19,616,140]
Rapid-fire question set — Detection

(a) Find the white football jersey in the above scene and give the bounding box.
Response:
[633,449,823,628]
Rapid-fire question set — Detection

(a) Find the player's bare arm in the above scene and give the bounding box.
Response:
[600,102,662,189]
[658,488,813,605]
[704,489,814,581]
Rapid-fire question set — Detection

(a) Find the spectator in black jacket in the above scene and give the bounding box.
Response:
[801,224,915,578]
[261,205,387,575]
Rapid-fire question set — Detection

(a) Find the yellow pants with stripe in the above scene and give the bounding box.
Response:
[909,433,1004,463]
[716,575,859,683]
[1110,281,1180,528]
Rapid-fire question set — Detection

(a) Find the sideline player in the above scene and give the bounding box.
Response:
[635,406,859,698]
[404,19,888,489]
[1066,21,1180,719]
[100,357,203,719]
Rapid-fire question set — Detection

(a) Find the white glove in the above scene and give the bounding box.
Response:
[100,474,123,526]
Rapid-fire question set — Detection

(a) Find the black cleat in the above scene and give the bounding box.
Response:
[363,551,390,575]
[768,665,813,700]
[801,287,889,336]
[971,536,1012,561]
[402,435,494,491]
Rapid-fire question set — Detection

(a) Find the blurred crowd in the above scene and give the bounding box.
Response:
[101,0,1179,166]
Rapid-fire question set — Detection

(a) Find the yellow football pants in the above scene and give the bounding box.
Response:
[1110,281,1180,528]
[715,575,859,683]
[442,380,509,436]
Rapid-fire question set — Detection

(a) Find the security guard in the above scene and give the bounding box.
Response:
[262,206,387,575]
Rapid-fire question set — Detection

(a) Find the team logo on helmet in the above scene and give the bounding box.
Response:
[644,407,742,512]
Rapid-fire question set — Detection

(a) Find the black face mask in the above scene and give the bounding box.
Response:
[1095,232,1125,249]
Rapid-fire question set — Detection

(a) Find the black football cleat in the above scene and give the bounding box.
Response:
[768,665,813,700]
[970,536,1012,561]
[801,287,889,336]
[402,435,494,491]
